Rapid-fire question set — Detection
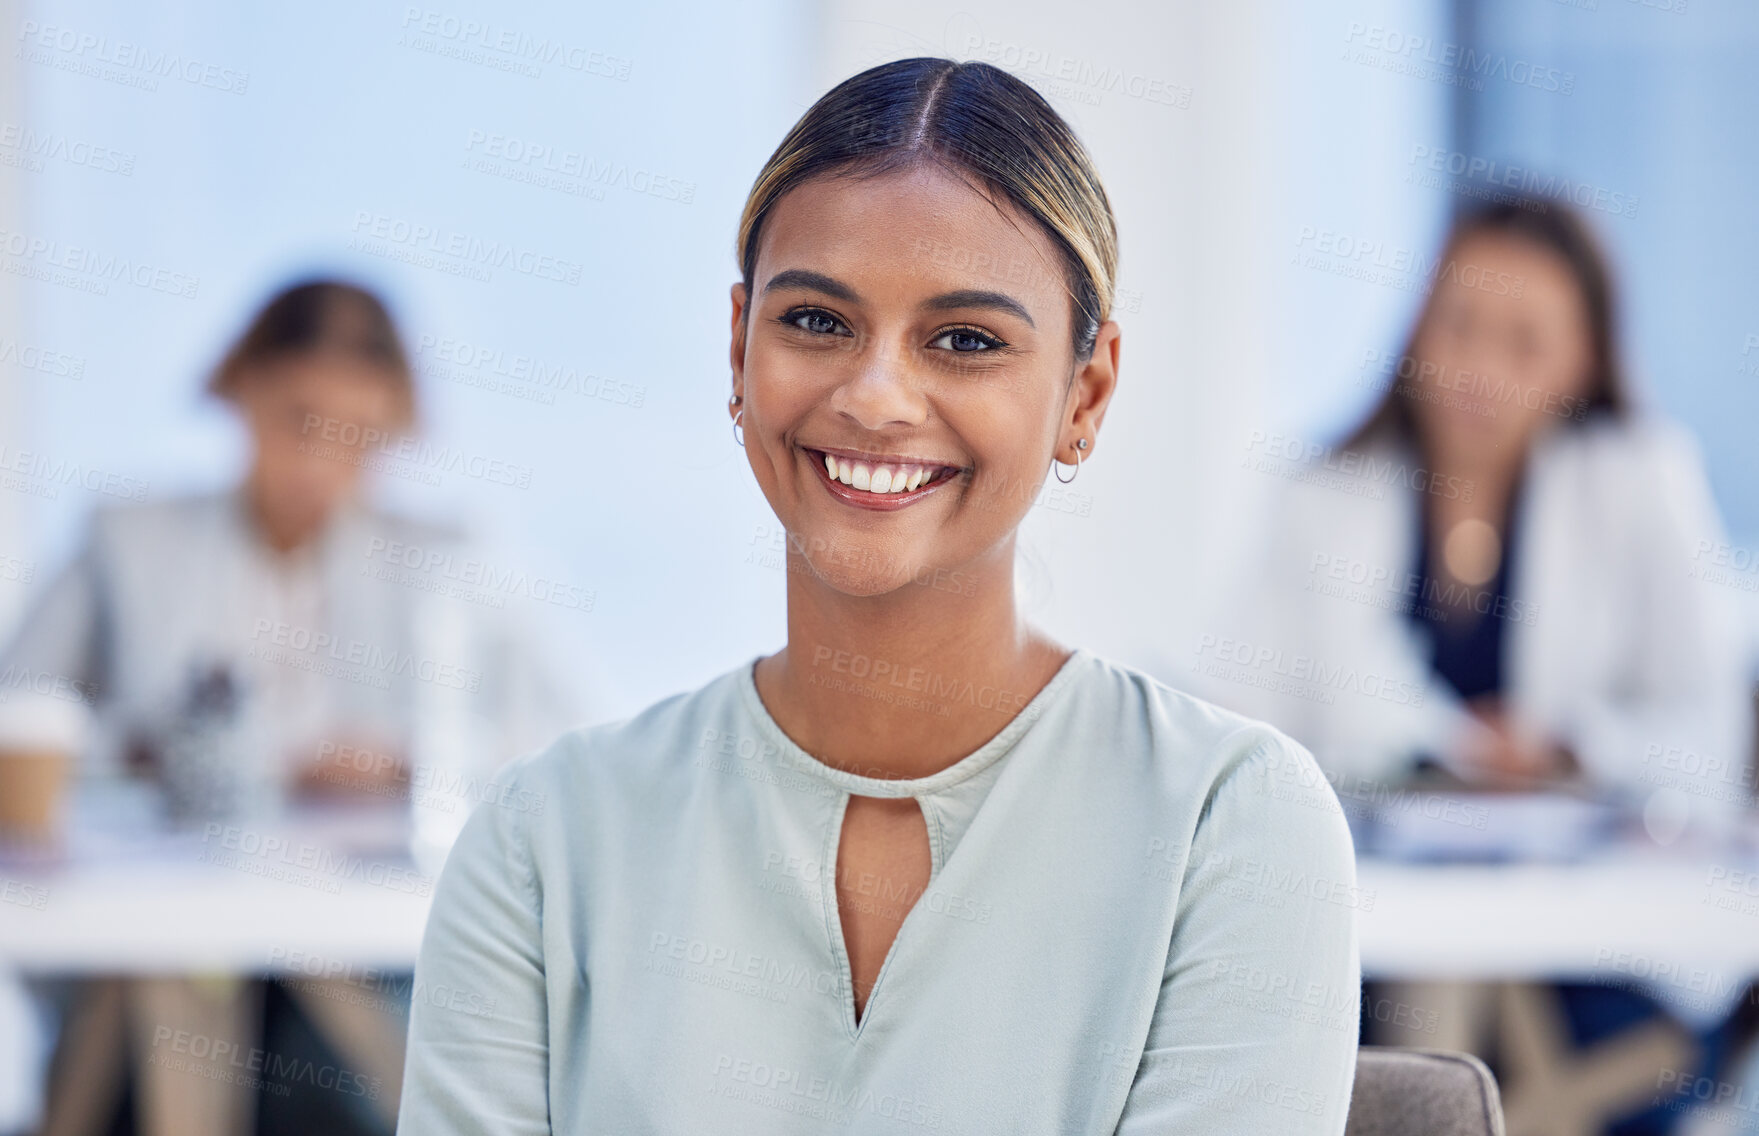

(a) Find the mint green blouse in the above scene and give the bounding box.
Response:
[398,647,1361,1133]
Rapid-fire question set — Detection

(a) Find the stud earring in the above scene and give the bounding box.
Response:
[730,394,744,448]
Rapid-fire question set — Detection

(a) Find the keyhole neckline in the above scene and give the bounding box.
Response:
[738,647,1091,799]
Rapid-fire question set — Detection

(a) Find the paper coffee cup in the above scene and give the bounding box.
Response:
[0,692,88,839]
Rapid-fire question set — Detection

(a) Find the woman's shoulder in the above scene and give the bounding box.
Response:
[1542,410,1710,480]
[495,660,755,798]
[1074,650,1336,802]
[81,488,462,539]
[1075,650,1357,879]
[71,491,235,572]
[87,489,226,537]
[346,498,470,545]
[1535,411,1721,530]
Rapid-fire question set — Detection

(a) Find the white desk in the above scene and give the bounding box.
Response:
[1356,853,1759,982]
[6,836,1758,986]
[0,804,437,975]
[0,856,432,974]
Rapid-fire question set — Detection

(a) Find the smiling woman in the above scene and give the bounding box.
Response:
[398,57,1361,1135]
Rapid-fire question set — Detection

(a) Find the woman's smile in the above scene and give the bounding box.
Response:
[801,443,965,511]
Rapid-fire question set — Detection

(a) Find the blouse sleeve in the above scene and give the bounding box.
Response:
[397,758,553,1135]
[1114,732,1362,1133]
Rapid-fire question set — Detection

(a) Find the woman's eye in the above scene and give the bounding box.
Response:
[930,328,1003,352]
[785,309,850,337]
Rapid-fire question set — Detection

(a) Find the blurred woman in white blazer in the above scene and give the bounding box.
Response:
[0,279,579,1136]
[1202,198,1754,1134]
[1,280,574,809]
[1210,198,1751,836]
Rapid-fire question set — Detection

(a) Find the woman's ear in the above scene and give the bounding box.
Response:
[1065,319,1121,458]
[729,282,750,399]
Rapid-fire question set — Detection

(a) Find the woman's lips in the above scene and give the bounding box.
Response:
[804,447,961,511]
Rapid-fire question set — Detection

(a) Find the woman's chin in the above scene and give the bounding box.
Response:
[786,550,931,599]
[803,564,911,598]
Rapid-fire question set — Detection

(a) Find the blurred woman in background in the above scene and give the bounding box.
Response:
[0,279,578,1136]
[1212,199,1752,1136]
[1222,198,1748,822]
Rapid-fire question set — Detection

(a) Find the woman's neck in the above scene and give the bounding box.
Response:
[754,538,1071,781]
[240,476,326,557]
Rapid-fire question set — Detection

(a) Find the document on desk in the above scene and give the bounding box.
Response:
[1360,790,1622,862]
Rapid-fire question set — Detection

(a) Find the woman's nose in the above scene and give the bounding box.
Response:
[829,336,930,431]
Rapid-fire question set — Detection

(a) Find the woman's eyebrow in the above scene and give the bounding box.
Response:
[921,289,1035,328]
[762,269,859,302]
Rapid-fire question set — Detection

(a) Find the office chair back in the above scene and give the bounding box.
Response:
[1346,1047,1506,1136]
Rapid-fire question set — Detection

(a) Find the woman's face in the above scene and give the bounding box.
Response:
[234,352,407,539]
[1409,230,1595,462]
[730,164,1117,597]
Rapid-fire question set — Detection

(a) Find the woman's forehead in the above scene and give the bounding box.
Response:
[754,166,1068,312]
[1437,232,1586,323]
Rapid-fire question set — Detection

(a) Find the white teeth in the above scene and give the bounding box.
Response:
[819,452,947,494]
